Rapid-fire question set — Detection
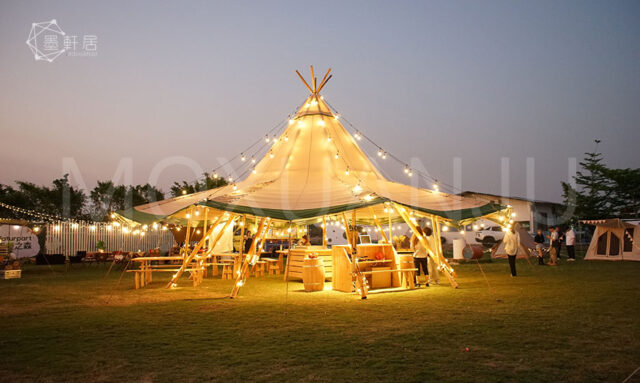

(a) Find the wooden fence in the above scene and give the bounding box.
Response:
[44,221,175,256]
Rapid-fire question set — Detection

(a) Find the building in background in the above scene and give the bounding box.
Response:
[459,191,563,231]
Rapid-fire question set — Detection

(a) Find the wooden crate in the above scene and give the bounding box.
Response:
[0,269,21,279]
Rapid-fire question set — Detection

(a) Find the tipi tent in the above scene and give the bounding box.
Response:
[491,223,534,259]
[583,219,640,261]
[115,67,509,297]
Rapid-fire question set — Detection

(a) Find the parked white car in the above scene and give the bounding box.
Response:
[474,226,505,247]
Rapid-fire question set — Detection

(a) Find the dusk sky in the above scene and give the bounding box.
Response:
[1,0,639,203]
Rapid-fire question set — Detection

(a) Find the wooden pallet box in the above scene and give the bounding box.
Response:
[0,269,22,279]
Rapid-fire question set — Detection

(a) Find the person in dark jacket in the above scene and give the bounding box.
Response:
[534,229,545,265]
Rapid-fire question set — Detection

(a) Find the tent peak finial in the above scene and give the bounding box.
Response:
[296,66,332,95]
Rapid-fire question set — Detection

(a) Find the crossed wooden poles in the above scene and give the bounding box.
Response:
[166,202,458,296]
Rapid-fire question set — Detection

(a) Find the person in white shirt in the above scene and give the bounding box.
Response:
[503,226,521,277]
[565,227,576,261]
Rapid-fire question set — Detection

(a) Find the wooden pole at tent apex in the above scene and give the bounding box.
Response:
[296,66,332,95]
[317,69,332,93]
[296,70,313,94]
[392,202,458,289]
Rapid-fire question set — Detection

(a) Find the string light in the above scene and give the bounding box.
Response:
[241,154,246,162]
[354,132,361,140]
[251,157,256,164]
[345,167,350,176]
[327,136,332,142]
[334,152,339,159]
[252,168,257,174]
[377,149,384,157]
[318,120,326,126]
[269,151,274,159]
[265,135,270,143]
[182,190,187,195]
[404,165,410,174]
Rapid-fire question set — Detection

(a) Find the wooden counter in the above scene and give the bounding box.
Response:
[331,244,401,293]
[285,246,332,281]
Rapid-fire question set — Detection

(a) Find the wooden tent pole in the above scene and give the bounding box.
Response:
[388,206,393,245]
[165,212,224,288]
[202,208,209,277]
[392,203,458,288]
[430,215,457,278]
[310,65,316,93]
[231,217,269,298]
[239,215,246,257]
[352,210,358,248]
[185,206,196,260]
[203,208,208,248]
[322,216,327,248]
[342,212,354,251]
[284,221,293,281]
[369,207,389,243]
[295,70,314,94]
[317,69,332,92]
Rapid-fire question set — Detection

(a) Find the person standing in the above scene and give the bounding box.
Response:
[534,229,546,265]
[547,227,558,266]
[565,226,576,261]
[423,226,440,285]
[503,226,520,277]
[555,227,564,262]
[411,226,429,287]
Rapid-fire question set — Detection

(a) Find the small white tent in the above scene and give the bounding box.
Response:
[491,223,533,259]
[583,219,640,261]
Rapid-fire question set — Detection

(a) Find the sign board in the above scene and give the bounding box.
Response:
[0,225,41,259]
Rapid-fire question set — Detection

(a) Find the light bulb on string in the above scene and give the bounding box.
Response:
[318,120,325,126]
[241,154,246,162]
[354,132,361,140]
[228,176,233,182]
[213,172,219,179]
[269,151,274,159]
[345,167,350,176]
[181,190,187,195]
[377,149,384,157]
[284,135,289,141]
[334,152,339,160]
[433,183,439,192]
[288,118,294,125]
[327,136,332,142]
[404,165,410,174]
[334,114,340,120]
[265,135,270,143]
[233,184,238,190]
[252,168,257,174]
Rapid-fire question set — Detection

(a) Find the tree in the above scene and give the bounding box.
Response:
[89,181,164,221]
[562,140,640,221]
[170,172,228,197]
[562,142,609,220]
[0,174,87,220]
[603,167,640,219]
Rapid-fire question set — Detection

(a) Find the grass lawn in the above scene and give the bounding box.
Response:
[0,253,639,382]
